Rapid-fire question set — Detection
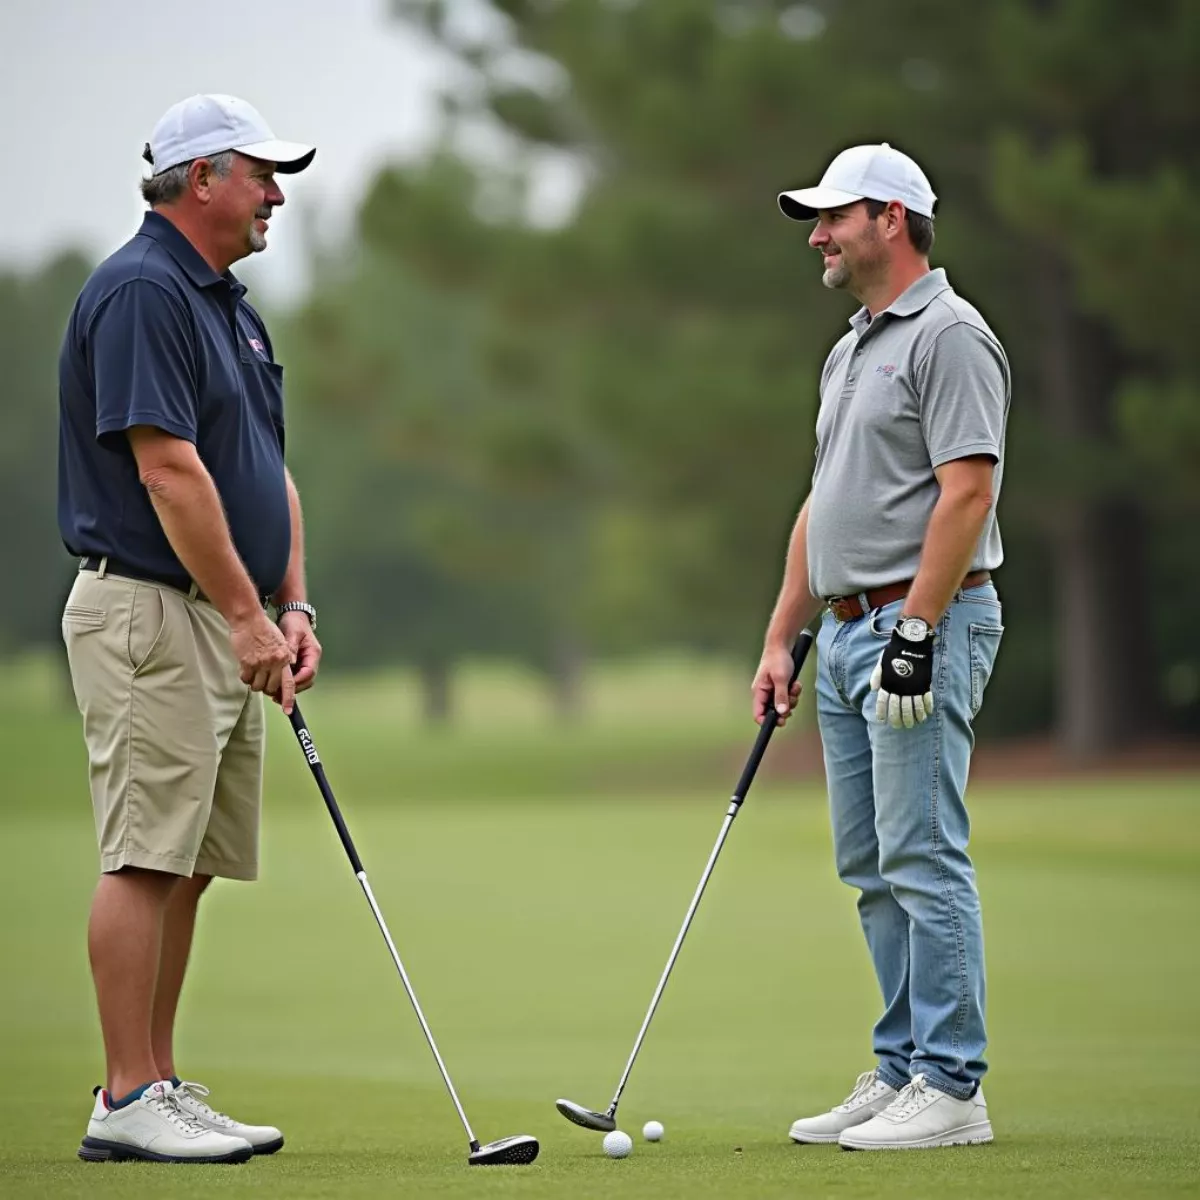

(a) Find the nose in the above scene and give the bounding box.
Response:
[809,222,829,249]
[267,179,285,206]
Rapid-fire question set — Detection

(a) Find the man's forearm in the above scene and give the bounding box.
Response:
[905,490,992,626]
[764,499,824,650]
[272,471,307,607]
[141,464,266,625]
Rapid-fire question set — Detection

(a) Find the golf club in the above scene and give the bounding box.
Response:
[555,630,815,1133]
[286,704,539,1166]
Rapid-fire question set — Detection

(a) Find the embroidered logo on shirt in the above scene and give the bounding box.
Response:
[248,337,267,358]
[875,363,897,379]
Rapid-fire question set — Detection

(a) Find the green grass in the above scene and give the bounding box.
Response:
[1,663,1198,1198]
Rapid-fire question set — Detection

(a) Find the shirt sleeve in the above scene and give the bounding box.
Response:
[89,279,199,446]
[917,322,1008,468]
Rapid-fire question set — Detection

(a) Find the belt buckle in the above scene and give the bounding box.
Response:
[827,595,850,623]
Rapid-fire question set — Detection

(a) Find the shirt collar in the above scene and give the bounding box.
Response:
[137,211,245,298]
[849,267,950,334]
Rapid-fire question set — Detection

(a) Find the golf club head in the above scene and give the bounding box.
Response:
[556,1098,617,1132]
[468,1135,540,1166]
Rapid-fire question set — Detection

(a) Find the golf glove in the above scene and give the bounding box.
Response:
[870,617,936,728]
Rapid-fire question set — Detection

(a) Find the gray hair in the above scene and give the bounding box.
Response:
[140,150,234,206]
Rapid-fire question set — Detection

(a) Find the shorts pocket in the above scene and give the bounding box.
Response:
[62,604,106,629]
[969,622,1004,716]
[127,586,168,675]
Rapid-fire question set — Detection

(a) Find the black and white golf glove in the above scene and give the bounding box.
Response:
[869,617,936,728]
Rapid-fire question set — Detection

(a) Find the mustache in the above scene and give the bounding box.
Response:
[255,206,274,220]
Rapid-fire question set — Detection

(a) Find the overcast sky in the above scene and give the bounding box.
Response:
[0,0,484,302]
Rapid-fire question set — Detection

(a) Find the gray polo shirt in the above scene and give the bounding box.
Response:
[806,268,1010,599]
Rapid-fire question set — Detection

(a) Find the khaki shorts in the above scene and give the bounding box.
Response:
[61,567,264,881]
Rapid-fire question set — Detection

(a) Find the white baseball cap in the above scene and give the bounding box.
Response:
[778,143,935,220]
[143,94,316,175]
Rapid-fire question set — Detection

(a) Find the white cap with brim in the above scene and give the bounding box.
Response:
[144,93,316,175]
[778,142,935,220]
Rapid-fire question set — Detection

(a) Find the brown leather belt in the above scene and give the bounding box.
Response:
[825,570,991,623]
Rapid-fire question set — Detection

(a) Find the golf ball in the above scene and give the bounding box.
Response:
[603,1130,633,1159]
[643,1120,664,1142]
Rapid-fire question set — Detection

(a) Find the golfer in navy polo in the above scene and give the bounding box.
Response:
[58,94,320,1163]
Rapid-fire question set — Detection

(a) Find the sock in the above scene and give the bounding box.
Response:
[109,1081,157,1110]
[170,1075,182,1088]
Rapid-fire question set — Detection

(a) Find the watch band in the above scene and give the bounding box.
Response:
[277,601,317,632]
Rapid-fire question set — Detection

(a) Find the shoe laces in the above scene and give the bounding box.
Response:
[175,1080,236,1128]
[141,1084,209,1134]
[834,1069,886,1112]
[882,1073,937,1120]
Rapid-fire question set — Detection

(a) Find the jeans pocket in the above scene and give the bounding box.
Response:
[968,622,1004,716]
[868,601,904,640]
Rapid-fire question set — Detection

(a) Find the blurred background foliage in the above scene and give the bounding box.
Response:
[8,0,1199,756]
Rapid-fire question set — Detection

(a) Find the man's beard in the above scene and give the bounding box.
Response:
[822,258,851,289]
[249,207,272,253]
[821,234,884,293]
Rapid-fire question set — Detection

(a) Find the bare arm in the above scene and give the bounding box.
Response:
[903,456,995,625]
[272,470,307,607]
[128,426,267,623]
[763,496,825,651]
[272,470,323,693]
[753,497,824,724]
[127,425,295,709]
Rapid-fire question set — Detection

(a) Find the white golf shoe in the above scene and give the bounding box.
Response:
[838,1072,993,1150]
[173,1079,285,1155]
[788,1068,899,1144]
[78,1079,253,1163]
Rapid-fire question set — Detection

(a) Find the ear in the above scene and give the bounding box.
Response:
[882,200,907,241]
[186,157,218,202]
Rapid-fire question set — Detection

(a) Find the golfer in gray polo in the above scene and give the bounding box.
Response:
[752,143,1010,1150]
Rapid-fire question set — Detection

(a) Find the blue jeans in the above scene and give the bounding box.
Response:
[815,583,1004,1099]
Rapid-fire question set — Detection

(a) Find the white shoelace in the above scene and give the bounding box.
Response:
[140,1086,209,1134]
[834,1069,887,1112]
[882,1073,937,1120]
[175,1080,237,1128]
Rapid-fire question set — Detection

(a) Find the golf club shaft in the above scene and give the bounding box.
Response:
[287,705,481,1152]
[605,630,814,1116]
[605,809,735,1116]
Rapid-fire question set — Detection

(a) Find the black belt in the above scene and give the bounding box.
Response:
[78,556,269,608]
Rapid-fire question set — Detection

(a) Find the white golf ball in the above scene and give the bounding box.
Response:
[602,1130,633,1159]
[643,1120,664,1142]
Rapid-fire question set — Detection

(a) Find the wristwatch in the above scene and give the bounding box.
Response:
[896,615,931,642]
[277,601,317,632]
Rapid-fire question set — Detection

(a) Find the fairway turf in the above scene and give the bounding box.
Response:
[2,675,1198,1199]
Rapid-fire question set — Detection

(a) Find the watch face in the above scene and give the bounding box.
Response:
[898,618,929,642]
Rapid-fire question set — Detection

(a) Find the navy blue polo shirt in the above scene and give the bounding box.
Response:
[58,211,291,597]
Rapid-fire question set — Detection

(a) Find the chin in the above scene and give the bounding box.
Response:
[248,234,268,254]
[822,267,850,290]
